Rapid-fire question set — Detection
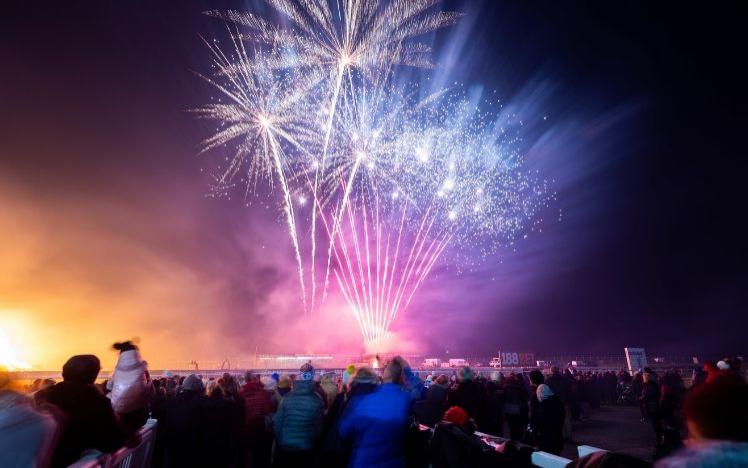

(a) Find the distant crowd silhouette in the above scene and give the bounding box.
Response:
[1,341,747,467]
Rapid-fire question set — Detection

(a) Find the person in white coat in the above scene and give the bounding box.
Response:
[109,341,152,435]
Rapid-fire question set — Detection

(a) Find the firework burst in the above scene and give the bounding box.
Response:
[197,1,553,345]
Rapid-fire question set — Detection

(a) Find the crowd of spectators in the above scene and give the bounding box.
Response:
[1,344,747,468]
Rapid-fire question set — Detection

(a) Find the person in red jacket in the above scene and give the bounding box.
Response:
[240,372,275,468]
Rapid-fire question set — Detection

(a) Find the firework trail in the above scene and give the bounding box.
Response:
[206,0,461,313]
[192,30,322,312]
[198,1,553,344]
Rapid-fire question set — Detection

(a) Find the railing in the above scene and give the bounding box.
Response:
[530,445,607,467]
[68,419,157,468]
[418,423,610,468]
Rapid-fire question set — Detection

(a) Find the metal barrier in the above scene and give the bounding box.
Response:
[68,419,158,468]
[531,451,573,467]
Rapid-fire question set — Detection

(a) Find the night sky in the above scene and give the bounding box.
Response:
[2,1,746,369]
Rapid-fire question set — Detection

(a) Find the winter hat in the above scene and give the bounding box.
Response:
[444,406,469,427]
[62,355,101,384]
[717,360,730,370]
[278,376,291,389]
[424,375,433,388]
[262,376,277,392]
[459,366,474,382]
[537,384,554,402]
[342,365,354,386]
[300,362,315,381]
[351,367,379,386]
[182,374,204,392]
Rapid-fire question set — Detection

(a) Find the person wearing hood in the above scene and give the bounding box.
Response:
[535,384,566,455]
[0,366,59,468]
[109,341,152,436]
[160,374,207,468]
[273,362,325,466]
[34,355,125,467]
[414,383,448,428]
[339,356,411,468]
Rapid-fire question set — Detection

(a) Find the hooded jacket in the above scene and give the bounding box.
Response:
[339,383,411,468]
[273,380,324,450]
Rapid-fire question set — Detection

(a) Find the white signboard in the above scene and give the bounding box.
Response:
[624,347,647,372]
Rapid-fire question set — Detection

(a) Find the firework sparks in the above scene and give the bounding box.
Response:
[197,1,553,345]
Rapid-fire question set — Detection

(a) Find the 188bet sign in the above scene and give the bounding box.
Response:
[498,352,535,367]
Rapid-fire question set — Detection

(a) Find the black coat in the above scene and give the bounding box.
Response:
[449,380,486,422]
[36,382,125,468]
[414,385,447,428]
[535,395,565,455]
[639,381,660,415]
[430,422,491,468]
[545,373,570,405]
[160,390,207,468]
[200,393,238,467]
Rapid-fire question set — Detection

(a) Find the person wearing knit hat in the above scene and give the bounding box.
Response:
[431,405,489,466]
[33,356,125,466]
[444,405,469,428]
[277,376,292,396]
[342,364,356,387]
[181,374,204,393]
[273,363,325,464]
[300,361,315,381]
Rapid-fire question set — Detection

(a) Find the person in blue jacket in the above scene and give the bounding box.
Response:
[339,356,411,468]
[273,362,325,467]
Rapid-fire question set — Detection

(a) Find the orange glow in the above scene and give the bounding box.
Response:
[0,326,31,370]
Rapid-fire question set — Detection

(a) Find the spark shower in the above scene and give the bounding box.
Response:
[195,0,552,345]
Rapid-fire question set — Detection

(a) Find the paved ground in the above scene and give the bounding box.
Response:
[560,405,656,461]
